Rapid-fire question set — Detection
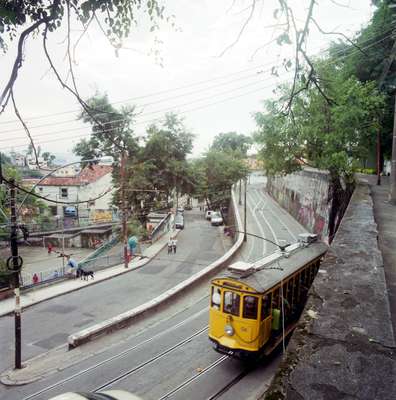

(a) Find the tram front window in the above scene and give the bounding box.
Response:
[223,291,240,316]
[243,295,258,319]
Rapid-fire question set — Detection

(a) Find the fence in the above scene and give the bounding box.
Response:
[149,213,172,243]
[20,253,124,289]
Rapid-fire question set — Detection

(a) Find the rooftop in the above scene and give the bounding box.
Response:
[38,165,112,187]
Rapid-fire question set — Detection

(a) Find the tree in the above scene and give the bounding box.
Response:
[211,132,252,158]
[143,113,195,206]
[254,61,385,239]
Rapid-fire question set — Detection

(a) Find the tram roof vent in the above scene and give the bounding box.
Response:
[227,261,255,275]
[298,233,318,245]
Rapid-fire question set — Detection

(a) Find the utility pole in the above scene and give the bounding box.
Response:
[239,180,242,205]
[244,178,247,242]
[377,130,381,186]
[390,93,396,203]
[120,151,128,268]
[9,179,22,369]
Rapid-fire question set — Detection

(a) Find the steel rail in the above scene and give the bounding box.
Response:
[158,355,229,400]
[22,308,208,400]
[93,326,208,392]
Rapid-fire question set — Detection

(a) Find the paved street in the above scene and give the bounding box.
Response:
[0,209,230,373]
[0,177,310,400]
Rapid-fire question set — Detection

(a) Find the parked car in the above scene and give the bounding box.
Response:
[205,210,213,220]
[185,204,192,210]
[175,214,184,229]
[210,212,223,226]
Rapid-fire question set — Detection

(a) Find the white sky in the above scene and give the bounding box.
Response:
[0,0,374,162]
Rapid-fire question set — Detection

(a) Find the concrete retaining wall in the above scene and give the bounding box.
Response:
[68,188,244,349]
[262,182,396,399]
[267,169,330,241]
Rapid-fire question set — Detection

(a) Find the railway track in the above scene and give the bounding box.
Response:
[22,308,209,400]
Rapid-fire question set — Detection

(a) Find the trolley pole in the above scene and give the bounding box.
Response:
[244,178,247,242]
[10,178,22,369]
[120,151,128,268]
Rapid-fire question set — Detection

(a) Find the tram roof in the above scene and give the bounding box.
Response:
[219,241,328,293]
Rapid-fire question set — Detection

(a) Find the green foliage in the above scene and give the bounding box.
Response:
[192,149,249,209]
[0,0,165,52]
[254,62,386,181]
[211,132,252,158]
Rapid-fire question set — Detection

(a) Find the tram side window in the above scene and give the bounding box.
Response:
[243,296,258,319]
[223,291,240,316]
[211,287,221,309]
[261,294,271,320]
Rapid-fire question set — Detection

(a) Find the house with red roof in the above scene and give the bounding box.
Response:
[36,164,114,222]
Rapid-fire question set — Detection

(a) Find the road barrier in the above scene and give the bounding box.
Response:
[68,188,244,349]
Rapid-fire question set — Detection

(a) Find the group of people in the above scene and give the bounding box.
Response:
[167,237,178,254]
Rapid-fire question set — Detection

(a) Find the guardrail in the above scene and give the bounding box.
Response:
[68,186,244,348]
[149,212,172,243]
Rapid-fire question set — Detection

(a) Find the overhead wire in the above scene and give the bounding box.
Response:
[0,21,394,132]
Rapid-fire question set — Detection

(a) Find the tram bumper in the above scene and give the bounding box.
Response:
[209,338,256,359]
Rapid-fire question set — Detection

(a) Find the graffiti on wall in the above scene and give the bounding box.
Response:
[267,170,330,242]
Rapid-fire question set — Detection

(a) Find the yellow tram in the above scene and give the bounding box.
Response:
[208,234,328,359]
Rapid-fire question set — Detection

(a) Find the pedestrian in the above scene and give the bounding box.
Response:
[32,273,39,284]
[172,237,177,254]
[66,255,78,278]
[167,237,173,255]
[47,242,53,254]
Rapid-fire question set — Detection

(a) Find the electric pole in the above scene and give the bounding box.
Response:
[390,93,396,203]
[120,151,128,268]
[244,178,247,242]
[9,178,22,369]
[239,179,242,205]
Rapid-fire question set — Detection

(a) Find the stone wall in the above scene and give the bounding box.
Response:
[267,169,330,241]
[262,182,396,399]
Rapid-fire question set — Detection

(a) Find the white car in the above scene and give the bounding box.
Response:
[210,212,223,226]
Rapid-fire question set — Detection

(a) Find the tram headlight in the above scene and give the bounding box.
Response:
[224,324,234,336]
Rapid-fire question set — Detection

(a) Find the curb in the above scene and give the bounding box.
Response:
[0,234,176,318]
[68,191,244,349]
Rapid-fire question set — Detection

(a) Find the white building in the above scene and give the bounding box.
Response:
[26,156,48,170]
[37,164,114,222]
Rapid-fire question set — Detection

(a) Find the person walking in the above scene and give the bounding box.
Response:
[172,237,177,254]
[168,238,173,255]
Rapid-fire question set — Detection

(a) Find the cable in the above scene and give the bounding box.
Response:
[0,22,394,129]
[2,27,393,149]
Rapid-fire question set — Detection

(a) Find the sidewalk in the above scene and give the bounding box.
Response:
[263,175,396,399]
[0,232,174,318]
[367,175,396,337]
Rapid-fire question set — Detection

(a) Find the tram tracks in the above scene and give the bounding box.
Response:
[22,308,209,400]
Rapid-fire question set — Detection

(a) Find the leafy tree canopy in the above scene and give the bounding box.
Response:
[254,61,386,182]
[211,131,252,157]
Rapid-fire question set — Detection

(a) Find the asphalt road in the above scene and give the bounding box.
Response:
[0,209,230,373]
[1,176,309,400]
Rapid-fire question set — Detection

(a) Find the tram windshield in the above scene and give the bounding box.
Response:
[243,295,258,319]
[223,291,240,316]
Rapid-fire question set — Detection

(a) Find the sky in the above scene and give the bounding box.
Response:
[0,0,374,162]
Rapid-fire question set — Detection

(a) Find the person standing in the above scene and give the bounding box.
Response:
[172,237,177,254]
[168,237,173,255]
[66,255,78,278]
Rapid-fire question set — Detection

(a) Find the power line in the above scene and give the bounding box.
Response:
[1,22,394,130]
[1,28,393,152]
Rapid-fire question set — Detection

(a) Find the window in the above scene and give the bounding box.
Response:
[60,188,68,198]
[261,294,271,320]
[223,291,240,316]
[243,295,258,319]
[211,287,221,310]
